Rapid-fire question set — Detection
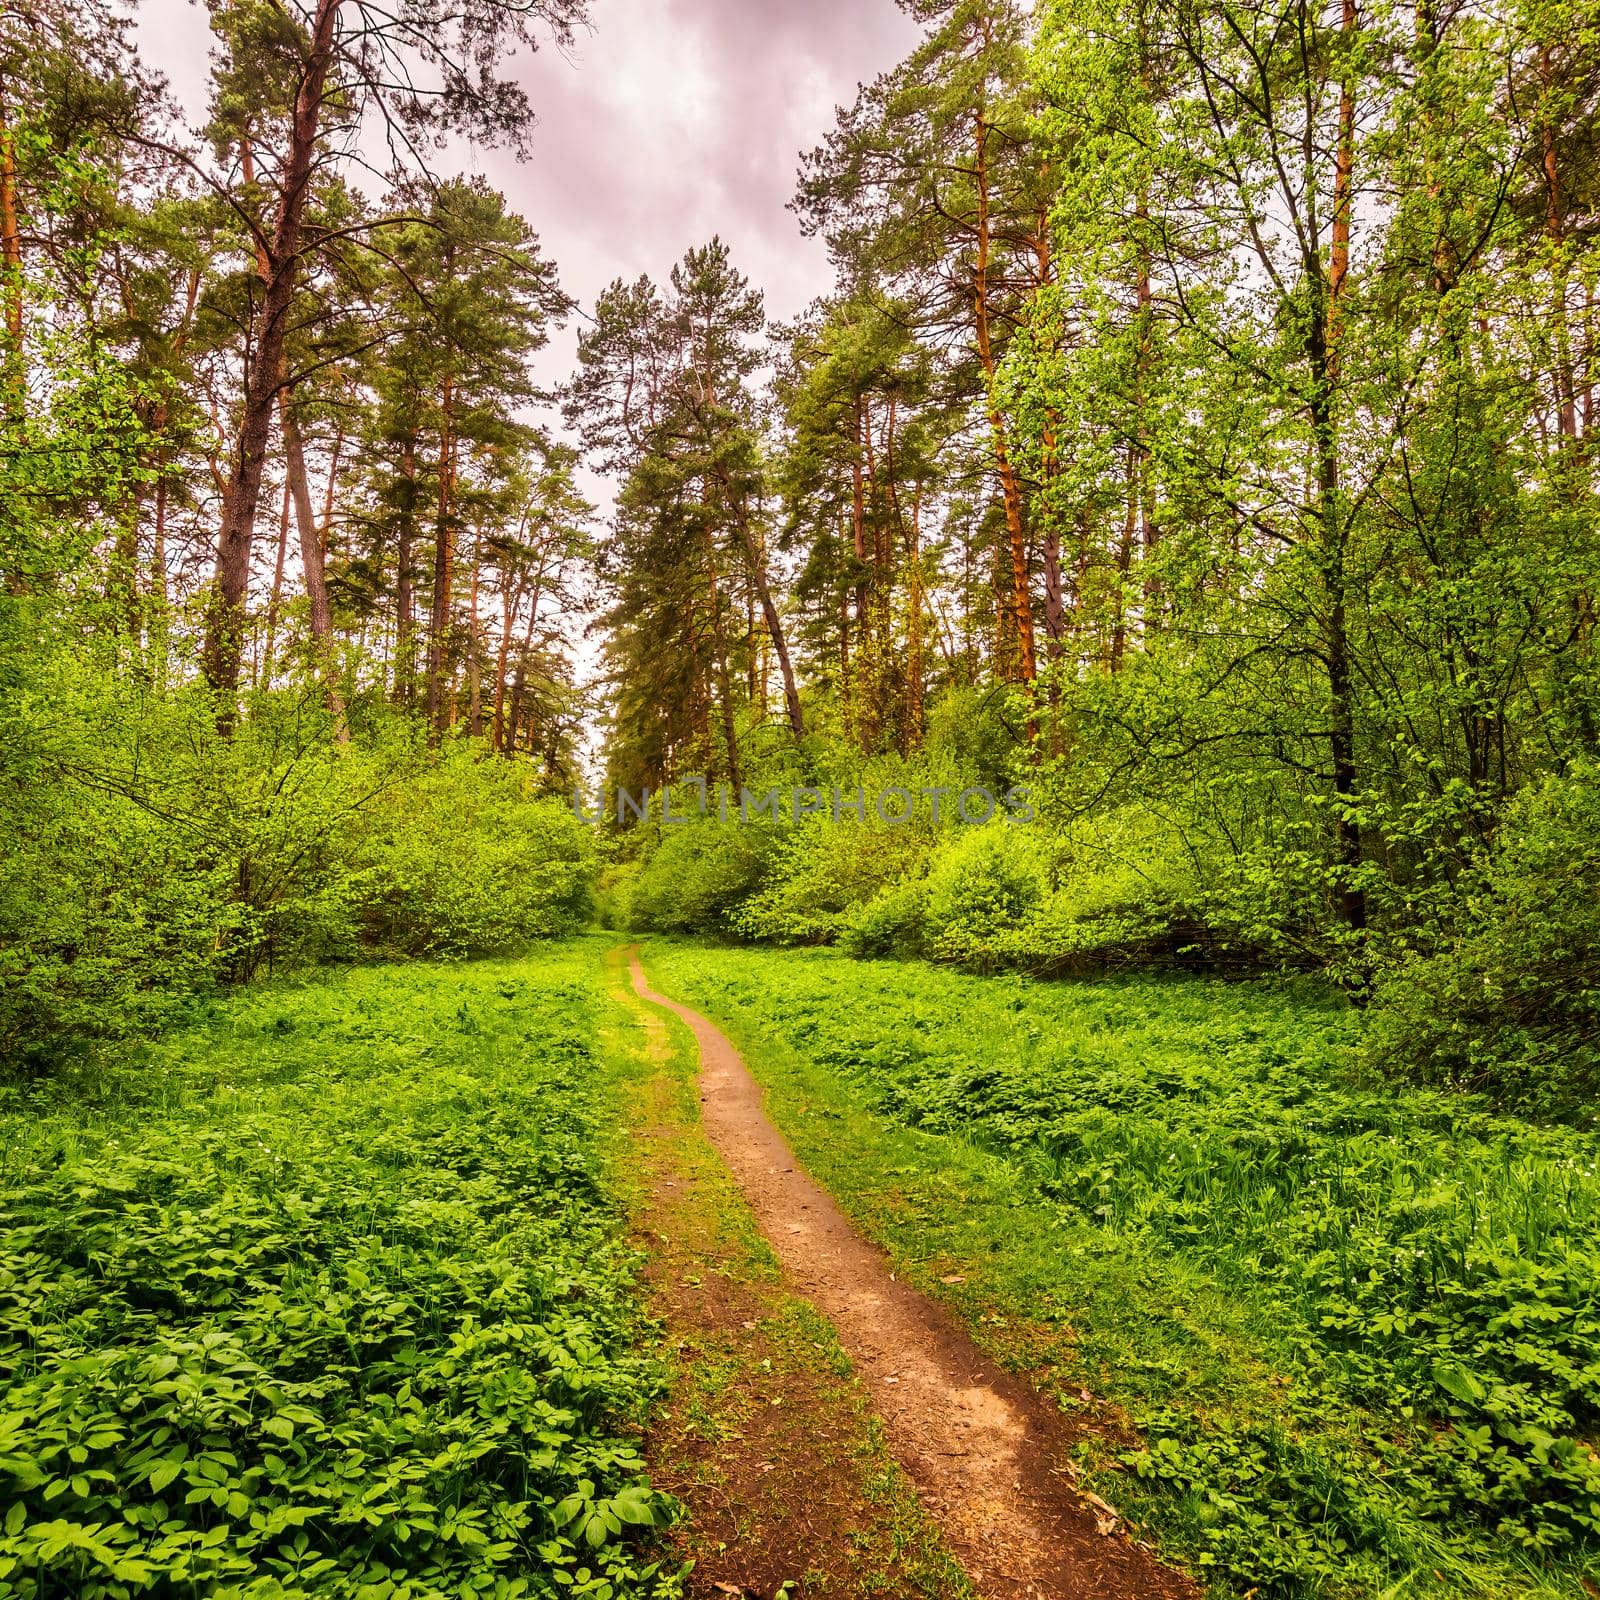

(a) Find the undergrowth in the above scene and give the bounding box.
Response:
[0,942,678,1600]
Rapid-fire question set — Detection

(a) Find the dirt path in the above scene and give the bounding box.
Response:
[604,947,971,1600]
[626,948,1193,1600]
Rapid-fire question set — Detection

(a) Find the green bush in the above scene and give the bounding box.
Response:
[1368,762,1600,1116]
[0,786,231,1068]
[595,859,641,931]
[837,874,929,959]
[356,754,596,957]
[0,677,368,1065]
[921,824,1049,966]
[734,813,930,945]
[0,654,601,1067]
[627,817,778,935]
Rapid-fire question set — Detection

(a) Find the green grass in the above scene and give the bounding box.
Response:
[0,938,679,1600]
[642,941,1600,1600]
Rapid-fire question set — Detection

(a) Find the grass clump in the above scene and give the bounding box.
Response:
[0,942,678,1600]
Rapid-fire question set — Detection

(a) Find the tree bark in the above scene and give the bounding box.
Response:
[1319,0,1367,941]
[720,469,804,739]
[0,101,22,349]
[906,482,925,747]
[1109,446,1137,672]
[262,476,293,685]
[707,543,742,791]
[467,527,483,737]
[850,398,872,747]
[426,379,455,743]
[394,429,417,703]
[280,380,347,735]
[972,110,1035,685]
[202,0,343,724]
[493,577,518,751]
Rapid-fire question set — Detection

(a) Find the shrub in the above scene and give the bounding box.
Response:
[838,874,929,959]
[595,859,641,931]
[627,818,778,935]
[0,787,230,1068]
[0,668,601,1068]
[921,824,1049,967]
[1368,762,1600,1116]
[356,753,596,957]
[991,806,1217,973]
[735,814,931,944]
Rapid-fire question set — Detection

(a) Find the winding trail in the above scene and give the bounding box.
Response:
[625,947,1192,1600]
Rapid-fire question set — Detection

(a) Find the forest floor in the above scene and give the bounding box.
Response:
[641,941,1600,1600]
[613,945,1189,1600]
[6,936,1598,1600]
[597,944,972,1599]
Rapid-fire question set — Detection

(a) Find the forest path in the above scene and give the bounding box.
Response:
[624,946,1193,1600]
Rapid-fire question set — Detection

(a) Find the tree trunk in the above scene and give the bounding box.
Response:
[721,469,804,740]
[906,482,925,748]
[1039,402,1066,658]
[1134,197,1157,612]
[202,0,343,724]
[262,476,293,685]
[151,454,169,608]
[467,528,483,738]
[426,379,455,743]
[850,398,872,747]
[1109,447,1137,672]
[280,380,347,735]
[838,567,853,746]
[507,661,524,757]
[0,99,22,352]
[395,429,417,703]
[493,578,518,751]
[1318,0,1367,942]
[972,111,1036,685]
[707,551,742,791]
[1328,0,1356,378]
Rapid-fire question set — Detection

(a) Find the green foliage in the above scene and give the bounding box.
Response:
[1005,807,1202,969]
[593,861,641,933]
[734,812,930,945]
[837,876,929,960]
[0,632,597,1067]
[356,753,595,958]
[0,947,678,1599]
[652,942,1600,1597]
[920,824,1048,966]
[626,815,779,936]
[1368,762,1600,1117]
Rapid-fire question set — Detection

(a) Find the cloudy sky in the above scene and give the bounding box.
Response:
[139,0,923,369]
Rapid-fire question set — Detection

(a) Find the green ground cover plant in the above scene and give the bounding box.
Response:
[0,941,678,1600]
[645,942,1600,1600]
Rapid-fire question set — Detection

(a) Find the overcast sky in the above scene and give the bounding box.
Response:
[137,0,923,371]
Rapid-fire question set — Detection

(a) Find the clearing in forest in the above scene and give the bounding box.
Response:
[6,936,1598,1600]
[644,941,1600,1600]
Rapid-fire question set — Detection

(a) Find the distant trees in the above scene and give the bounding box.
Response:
[569,238,802,795]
